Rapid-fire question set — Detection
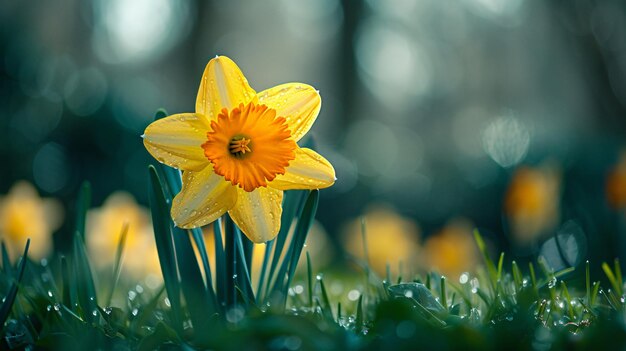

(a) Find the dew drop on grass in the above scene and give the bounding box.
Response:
[294,285,304,294]
[470,278,480,293]
[47,291,53,297]
[547,277,557,289]
[348,290,360,301]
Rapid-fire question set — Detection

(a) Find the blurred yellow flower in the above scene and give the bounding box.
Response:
[422,219,480,280]
[606,151,626,210]
[342,204,420,277]
[143,56,335,243]
[0,181,62,261]
[504,164,560,245]
[86,192,161,282]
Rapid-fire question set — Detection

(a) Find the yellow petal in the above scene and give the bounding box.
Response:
[143,113,209,171]
[195,56,257,121]
[228,187,283,243]
[257,83,321,141]
[269,148,336,190]
[171,166,237,228]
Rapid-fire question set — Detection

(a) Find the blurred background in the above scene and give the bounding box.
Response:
[1,0,626,281]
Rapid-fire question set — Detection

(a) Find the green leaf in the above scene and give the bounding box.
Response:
[148,165,182,333]
[72,232,98,323]
[0,239,29,328]
[74,182,91,241]
[105,222,129,307]
[355,294,364,332]
[213,218,226,308]
[1,242,12,277]
[264,190,308,298]
[473,230,498,293]
[234,228,255,304]
[283,190,319,297]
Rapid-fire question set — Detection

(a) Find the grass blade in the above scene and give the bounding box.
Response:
[73,232,98,322]
[148,165,182,333]
[214,218,226,308]
[74,182,91,241]
[473,230,497,291]
[0,239,29,328]
[105,222,129,306]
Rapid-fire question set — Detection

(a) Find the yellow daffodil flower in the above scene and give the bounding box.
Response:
[342,204,421,277]
[504,163,560,246]
[143,56,335,243]
[422,219,480,280]
[606,151,626,210]
[0,181,62,261]
[86,192,161,282]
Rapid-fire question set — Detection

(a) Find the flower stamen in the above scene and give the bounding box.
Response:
[229,137,252,155]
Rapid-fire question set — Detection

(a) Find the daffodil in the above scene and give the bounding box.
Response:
[143,56,335,243]
[504,163,560,245]
[422,219,479,280]
[86,192,161,282]
[0,181,62,261]
[342,204,421,277]
[606,151,626,210]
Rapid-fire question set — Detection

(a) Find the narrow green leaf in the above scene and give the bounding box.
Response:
[60,256,74,309]
[148,165,182,332]
[283,191,319,296]
[529,262,537,293]
[591,281,600,306]
[0,239,29,328]
[106,222,129,307]
[214,218,226,307]
[264,190,308,298]
[73,232,98,322]
[473,229,497,291]
[615,258,623,296]
[560,281,575,319]
[440,276,448,311]
[74,182,91,240]
[234,227,255,304]
[318,278,334,321]
[306,252,313,308]
[586,260,591,304]
[1,242,12,277]
[191,227,218,309]
[496,252,504,282]
[355,294,363,332]
[512,261,522,292]
[224,216,238,308]
[603,262,620,296]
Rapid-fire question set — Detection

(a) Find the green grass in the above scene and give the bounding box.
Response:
[2,122,626,349]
